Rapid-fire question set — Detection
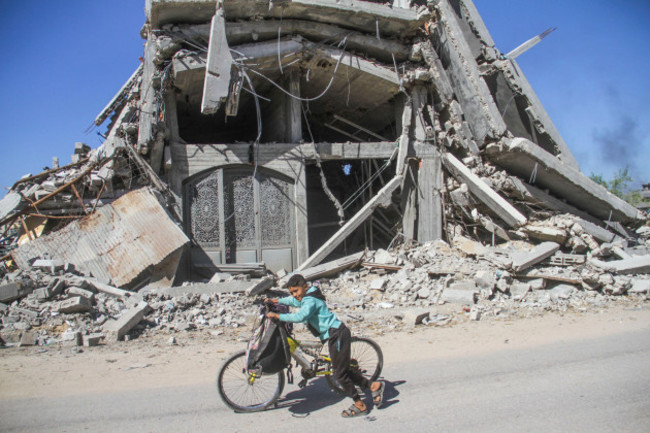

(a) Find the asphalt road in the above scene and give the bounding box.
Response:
[2,328,649,433]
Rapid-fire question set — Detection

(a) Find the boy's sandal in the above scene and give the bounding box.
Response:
[372,381,385,408]
[341,404,368,418]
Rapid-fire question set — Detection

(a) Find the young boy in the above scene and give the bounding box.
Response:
[265,274,384,417]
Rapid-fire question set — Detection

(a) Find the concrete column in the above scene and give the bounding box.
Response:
[294,157,309,268]
[401,160,418,240]
[418,149,443,241]
[286,68,302,143]
[137,34,156,155]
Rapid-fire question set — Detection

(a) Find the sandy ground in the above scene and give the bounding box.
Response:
[1,303,648,400]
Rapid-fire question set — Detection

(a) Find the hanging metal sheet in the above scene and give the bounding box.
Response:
[11,188,189,288]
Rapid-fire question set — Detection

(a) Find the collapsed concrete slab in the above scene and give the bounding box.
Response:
[589,256,650,275]
[485,137,645,224]
[511,242,560,272]
[11,188,189,289]
[444,152,527,228]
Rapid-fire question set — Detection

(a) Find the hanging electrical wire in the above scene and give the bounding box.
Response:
[239,37,349,103]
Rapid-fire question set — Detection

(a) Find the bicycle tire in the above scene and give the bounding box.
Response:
[325,336,383,395]
[217,349,285,412]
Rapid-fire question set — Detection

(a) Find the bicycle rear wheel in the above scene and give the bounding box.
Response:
[217,350,285,412]
[326,336,383,395]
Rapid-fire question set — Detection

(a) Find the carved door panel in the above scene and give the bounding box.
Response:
[186,167,294,275]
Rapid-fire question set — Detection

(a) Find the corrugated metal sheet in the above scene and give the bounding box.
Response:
[12,187,189,288]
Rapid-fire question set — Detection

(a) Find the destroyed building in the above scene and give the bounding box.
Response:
[0,0,648,346]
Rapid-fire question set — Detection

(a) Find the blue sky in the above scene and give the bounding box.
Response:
[0,0,648,198]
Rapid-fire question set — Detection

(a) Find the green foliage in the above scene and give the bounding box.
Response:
[590,167,650,208]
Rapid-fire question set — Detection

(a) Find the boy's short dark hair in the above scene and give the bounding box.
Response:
[285,274,307,288]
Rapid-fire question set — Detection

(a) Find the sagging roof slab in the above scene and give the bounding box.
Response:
[146,0,430,37]
[485,137,645,224]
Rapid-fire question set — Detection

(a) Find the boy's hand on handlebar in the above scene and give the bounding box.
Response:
[266,312,280,320]
[264,298,278,304]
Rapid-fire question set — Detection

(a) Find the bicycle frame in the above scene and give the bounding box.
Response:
[286,336,333,378]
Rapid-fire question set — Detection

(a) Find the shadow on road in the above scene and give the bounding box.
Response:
[269,377,406,416]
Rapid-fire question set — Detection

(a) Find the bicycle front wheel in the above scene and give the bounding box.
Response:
[326,336,383,395]
[217,350,285,412]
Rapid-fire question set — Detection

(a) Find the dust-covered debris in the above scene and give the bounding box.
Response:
[1,0,649,349]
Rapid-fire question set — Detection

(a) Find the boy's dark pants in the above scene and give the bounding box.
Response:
[328,324,369,401]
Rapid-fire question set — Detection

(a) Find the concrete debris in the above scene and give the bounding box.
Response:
[57,296,93,314]
[83,333,104,347]
[441,287,477,305]
[0,0,649,348]
[511,242,560,272]
[103,301,152,342]
[245,277,275,297]
[589,256,650,275]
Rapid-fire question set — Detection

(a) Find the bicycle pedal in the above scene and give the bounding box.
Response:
[298,379,307,388]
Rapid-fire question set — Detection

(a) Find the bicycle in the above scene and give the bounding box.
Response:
[217,303,383,413]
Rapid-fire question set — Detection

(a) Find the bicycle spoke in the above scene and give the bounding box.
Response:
[218,350,284,411]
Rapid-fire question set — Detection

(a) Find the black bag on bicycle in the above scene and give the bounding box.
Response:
[246,304,292,374]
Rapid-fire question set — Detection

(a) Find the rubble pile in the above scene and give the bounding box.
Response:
[0,264,260,347]
[1,215,648,348]
[318,231,650,330]
[1,0,649,348]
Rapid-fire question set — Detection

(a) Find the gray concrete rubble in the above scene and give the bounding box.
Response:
[0,1,649,347]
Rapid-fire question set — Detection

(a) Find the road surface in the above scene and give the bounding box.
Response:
[1,325,648,432]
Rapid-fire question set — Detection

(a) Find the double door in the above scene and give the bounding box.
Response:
[186,166,294,275]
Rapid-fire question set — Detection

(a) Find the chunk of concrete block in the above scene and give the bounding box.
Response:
[31,259,64,273]
[402,309,430,326]
[210,272,232,283]
[14,321,31,331]
[58,296,92,314]
[522,225,568,243]
[103,301,151,342]
[83,333,104,347]
[369,278,387,291]
[629,279,650,294]
[0,281,34,303]
[417,287,431,299]
[549,284,575,300]
[372,249,395,265]
[474,270,496,291]
[509,283,530,301]
[245,277,276,297]
[590,255,650,275]
[511,242,560,272]
[19,331,37,347]
[67,287,95,303]
[60,329,82,346]
[441,288,477,305]
[35,278,66,300]
[454,235,488,256]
